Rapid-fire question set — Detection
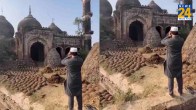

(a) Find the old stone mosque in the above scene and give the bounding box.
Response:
[0,0,93,64]
[101,0,192,47]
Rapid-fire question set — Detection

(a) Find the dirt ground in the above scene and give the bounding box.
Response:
[100,50,196,110]
[0,80,99,110]
[0,82,77,110]
[0,67,99,110]
[0,43,100,110]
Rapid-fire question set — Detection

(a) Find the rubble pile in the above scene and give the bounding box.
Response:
[147,54,164,64]
[47,74,65,84]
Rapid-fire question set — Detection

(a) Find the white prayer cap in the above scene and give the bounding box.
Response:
[170,26,178,32]
[70,47,78,52]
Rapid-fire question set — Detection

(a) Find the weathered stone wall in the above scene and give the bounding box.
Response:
[144,27,162,47]
[54,36,83,48]
[123,8,152,39]
[99,74,119,95]
[153,14,180,26]
[45,48,61,68]
[167,96,196,110]
[25,29,53,59]
[113,5,184,47]
[15,28,85,62]
[150,95,196,110]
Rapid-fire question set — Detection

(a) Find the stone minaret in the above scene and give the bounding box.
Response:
[82,0,93,52]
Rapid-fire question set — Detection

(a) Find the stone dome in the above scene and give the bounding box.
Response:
[148,0,163,13]
[17,12,42,34]
[0,15,14,38]
[116,0,141,10]
[48,22,62,33]
[100,0,113,17]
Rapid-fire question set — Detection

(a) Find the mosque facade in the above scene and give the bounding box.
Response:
[0,0,93,62]
[101,0,192,47]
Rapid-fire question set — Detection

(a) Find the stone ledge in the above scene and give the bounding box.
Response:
[149,94,196,110]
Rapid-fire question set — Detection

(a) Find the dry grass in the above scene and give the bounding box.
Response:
[114,89,138,109]
[100,63,115,75]
[45,103,68,110]
[141,84,161,98]
[128,71,144,84]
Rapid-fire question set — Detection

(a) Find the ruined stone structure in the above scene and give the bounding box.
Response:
[100,0,114,41]
[9,1,93,63]
[14,10,79,62]
[101,0,186,47]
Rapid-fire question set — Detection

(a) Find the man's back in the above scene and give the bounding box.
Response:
[66,56,83,77]
[161,35,184,77]
[166,36,184,55]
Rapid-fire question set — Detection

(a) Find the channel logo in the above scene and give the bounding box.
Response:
[178,4,193,20]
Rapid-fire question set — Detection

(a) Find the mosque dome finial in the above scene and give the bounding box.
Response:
[17,6,42,34]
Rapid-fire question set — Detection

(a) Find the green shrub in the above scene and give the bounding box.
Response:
[78,49,88,60]
[114,89,135,104]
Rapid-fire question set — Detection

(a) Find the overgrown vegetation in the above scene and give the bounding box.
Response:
[73,17,83,36]
[141,85,161,98]
[79,49,88,60]
[128,71,144,84]
[179,25,191,40]
[114,89,138,109]
[100,62,115,75]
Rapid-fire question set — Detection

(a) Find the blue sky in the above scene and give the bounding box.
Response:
[108,0,196,24]
[0,0,99,44]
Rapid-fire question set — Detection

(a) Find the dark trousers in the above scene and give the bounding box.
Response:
[68,93,82,110]
[168,75,183,95]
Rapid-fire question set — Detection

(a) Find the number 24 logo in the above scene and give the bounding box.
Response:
[178,8,192,18]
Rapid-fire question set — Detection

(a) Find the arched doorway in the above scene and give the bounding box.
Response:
[156,26,162,38]
[165,26,171,36]
[30,42,44,62]
[56,47,62,58]
[129,21,144,41]
[65,47,70,56]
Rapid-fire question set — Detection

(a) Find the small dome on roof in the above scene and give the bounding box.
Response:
[100,0,113,17]
[48,22,62,33]
[148,0,163,13]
